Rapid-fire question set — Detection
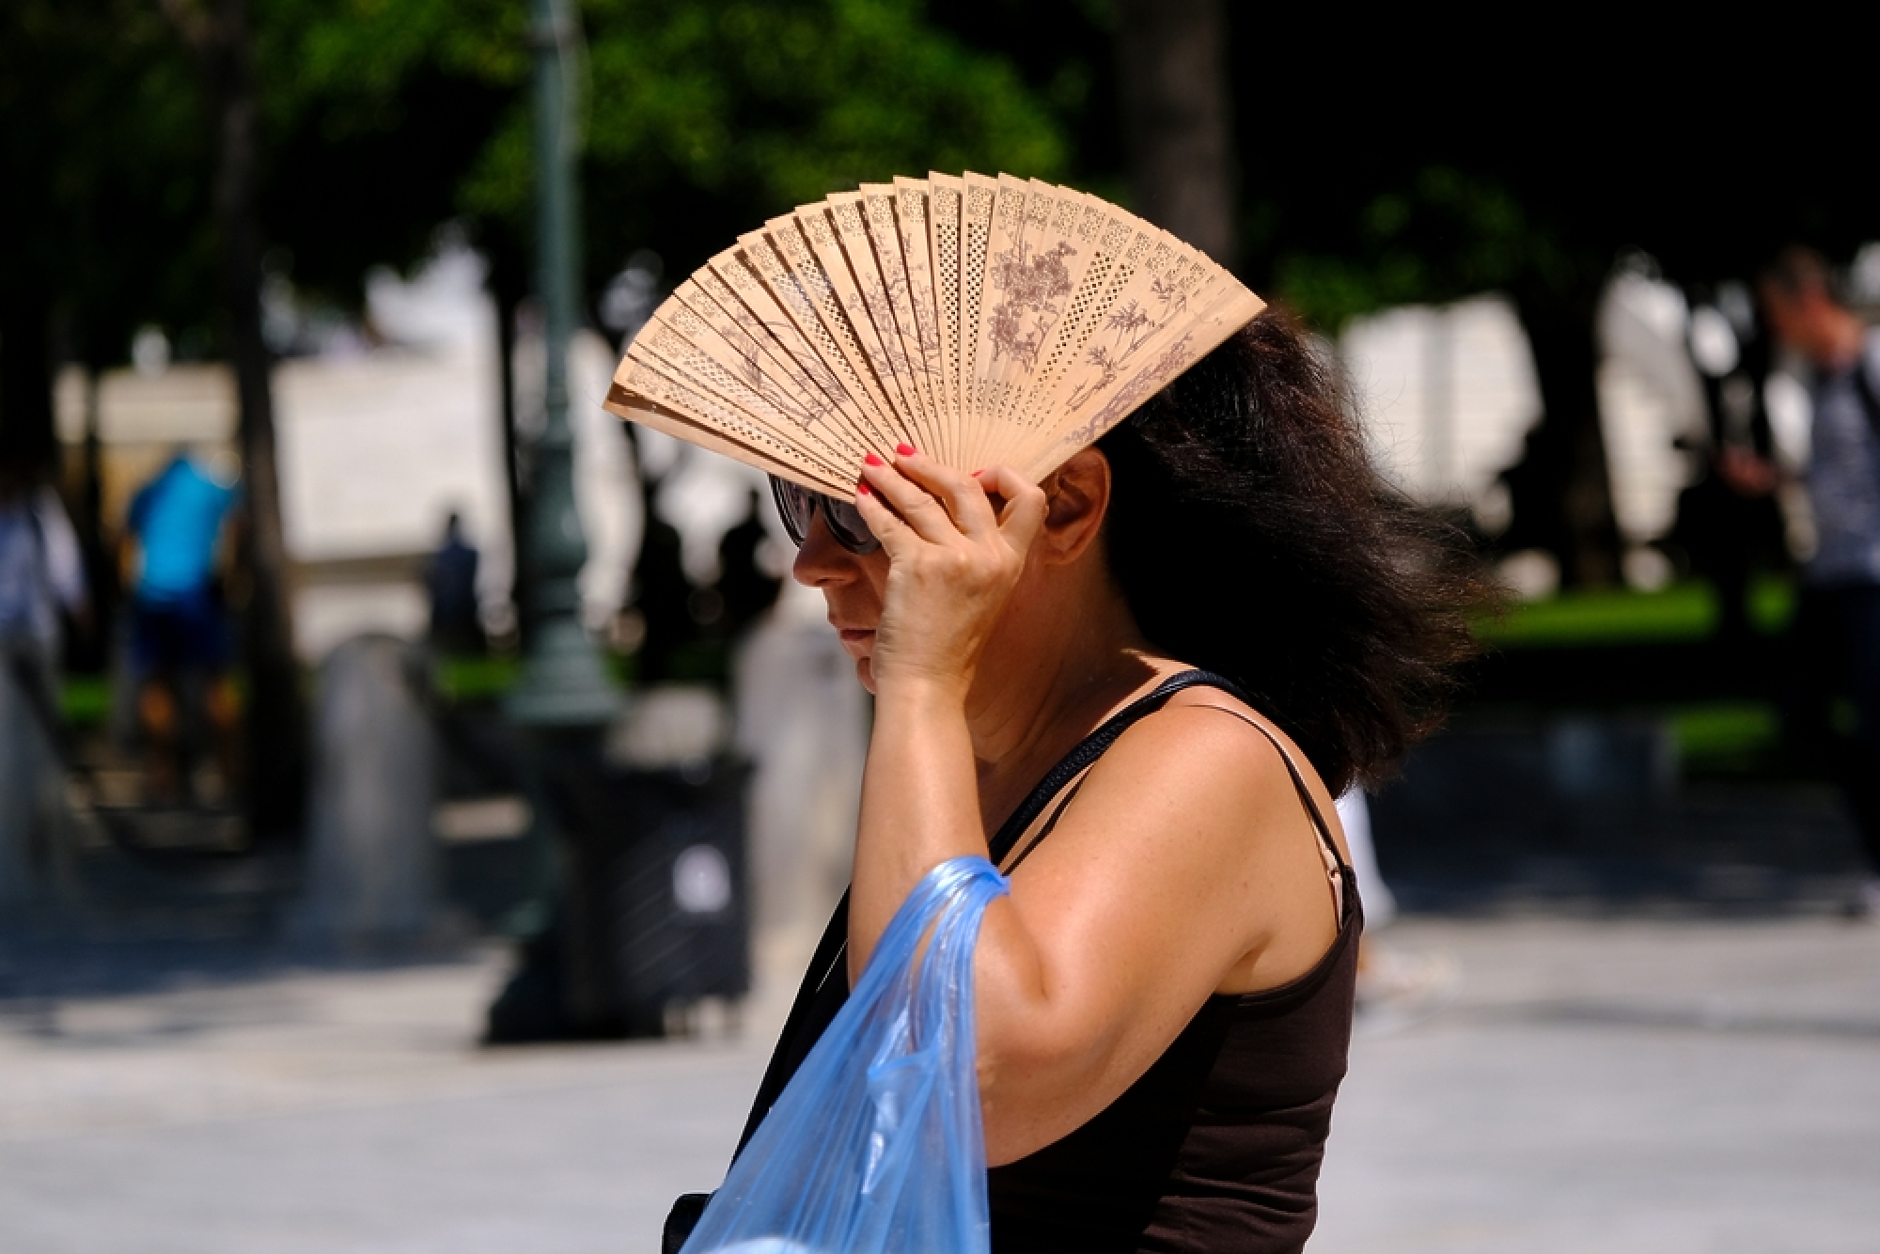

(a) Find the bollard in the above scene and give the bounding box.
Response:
[733,616,868,989]
[0,647,76,916]
[295,634,440,946]
[0,653,38,911]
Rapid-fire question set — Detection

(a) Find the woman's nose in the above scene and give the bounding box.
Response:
[791,510,857,587]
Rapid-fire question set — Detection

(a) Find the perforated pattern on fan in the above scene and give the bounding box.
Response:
[646,324,812,436]
[933,186,963,416]
[625,360,837,479]
[746,236,891,436]
[958,183,994,425]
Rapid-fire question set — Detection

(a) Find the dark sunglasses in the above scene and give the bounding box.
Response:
[769,476,881,554]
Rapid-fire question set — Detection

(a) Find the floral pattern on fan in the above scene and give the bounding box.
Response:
[988,240,1077,374]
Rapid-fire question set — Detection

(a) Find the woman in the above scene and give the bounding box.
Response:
[705,311,1478,1253]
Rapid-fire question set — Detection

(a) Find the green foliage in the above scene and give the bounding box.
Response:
[1269,167,1582,332]
[1,0,215,357]
[254,0,1067,299]
[1474,577,1795,650]
[6,0,1068,361]
[1668,701,1781,772]
[517,0,1068,282]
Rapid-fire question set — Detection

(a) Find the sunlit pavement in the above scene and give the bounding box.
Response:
[1315,916,1880,1254]
[1,918,1876,1254]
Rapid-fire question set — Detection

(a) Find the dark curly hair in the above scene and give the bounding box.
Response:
[1097,309,1486,795]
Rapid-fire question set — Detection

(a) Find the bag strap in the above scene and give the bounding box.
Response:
[733,887,852,1156]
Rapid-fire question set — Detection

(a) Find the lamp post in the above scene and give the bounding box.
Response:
[496,0,616,953]
[510,0,616,731]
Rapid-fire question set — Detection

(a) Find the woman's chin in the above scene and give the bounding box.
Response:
[856,656,878,694]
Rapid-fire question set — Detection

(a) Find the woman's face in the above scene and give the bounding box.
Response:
[791,510,892,693]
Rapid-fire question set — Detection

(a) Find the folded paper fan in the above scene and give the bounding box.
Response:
[604,173,1265,495]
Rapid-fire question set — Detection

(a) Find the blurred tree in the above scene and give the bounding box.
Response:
[252,0,1066,310]
[942,9,1873,589]
[1,1,214,680]
[528,0,1067,296]
[1114,0,1234,268]
[159,0,309,838]
[1225,24,1874,588]
[4,0,1067,829]
[1263,166,1625,584]
[0,1,211,465]
[255,0,1067,604]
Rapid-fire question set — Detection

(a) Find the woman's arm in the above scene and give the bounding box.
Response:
[844,453,1044,967]
[849,453,1342,1166]
[862,686,1333,1163]
[967,707,1338,1163]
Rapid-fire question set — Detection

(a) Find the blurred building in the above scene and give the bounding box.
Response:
[52,243,639,660]
[1334,265,1837,597]
[1340,296,1539,519]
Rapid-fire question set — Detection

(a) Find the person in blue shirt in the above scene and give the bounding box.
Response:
[123,451,240,805]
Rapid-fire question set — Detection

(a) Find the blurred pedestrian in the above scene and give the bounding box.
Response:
[122,450,240,806]
[0,451,89,711]
[1337,788,1455,1015]
[424,510,484,655]
[1724,248,1880,917]
[628,485,696,685]
[0,452,89,906]
[714,487,782,641]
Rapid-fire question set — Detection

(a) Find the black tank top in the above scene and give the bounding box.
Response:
[730,670,1362,1254]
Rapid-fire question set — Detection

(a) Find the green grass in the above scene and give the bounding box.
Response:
[1476,578,1796,648]
[432,651,642,702]
[59,675,111,727]
[1668,701,1783,765]
[434,655,522,701]
[54,652,638,724]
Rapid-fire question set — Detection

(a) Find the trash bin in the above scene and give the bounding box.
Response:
[546,754,752,1037]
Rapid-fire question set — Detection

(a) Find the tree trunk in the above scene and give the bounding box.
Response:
[1114,0,1236,268]
[72,361,115,674]
[174,0,307,837]
[0,288,56,472]
[1502,288,1624,589]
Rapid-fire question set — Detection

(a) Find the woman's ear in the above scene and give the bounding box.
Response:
[1035,448,1111,566]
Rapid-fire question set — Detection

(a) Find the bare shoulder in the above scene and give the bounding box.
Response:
[1103,684,1347,857]
[1024,679,1347,875]
[1002,676,1351,999]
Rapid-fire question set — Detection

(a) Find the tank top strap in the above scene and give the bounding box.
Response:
[990,669,1237,864]
[990,670,1349,896]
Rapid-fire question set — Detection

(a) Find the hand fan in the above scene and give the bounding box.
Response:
[604,173,1265,495]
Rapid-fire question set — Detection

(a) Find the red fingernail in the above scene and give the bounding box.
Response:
[864,452,884,466]
[895,443,916,457]
[971,469,984,477]
[857,481,871,495]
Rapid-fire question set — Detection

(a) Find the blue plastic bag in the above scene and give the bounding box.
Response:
[682,856,1010,1254]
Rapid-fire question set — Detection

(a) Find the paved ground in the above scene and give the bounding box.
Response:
[1315,916,1880,1254]
[2,916,1877,1254]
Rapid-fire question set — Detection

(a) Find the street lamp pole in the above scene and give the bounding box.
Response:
[488,0,617,955]
[510,0,616,730]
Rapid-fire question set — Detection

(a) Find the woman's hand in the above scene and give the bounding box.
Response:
[844,447,1043,988]
[853,448,1047,701]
